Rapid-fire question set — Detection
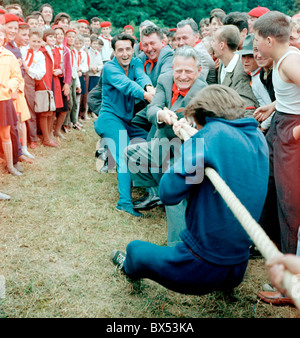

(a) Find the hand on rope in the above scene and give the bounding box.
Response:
[158,107,178,125]
[161,107,197,140]
[267,255,300,297]
[173,118,198,140]
[205,167,300,310]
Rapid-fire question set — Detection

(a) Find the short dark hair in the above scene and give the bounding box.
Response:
[91,17,101,23]
[223,11,249,33]
[209,10,226,24]
[91,35,104,45]
[43,28,55,42]
[54,12,71,25]
[31,11,45,23]
[253,11,290,43]
[111,33,136,50]
[199,18,210,27]
[141,25,164,40]
[40,3,53,13]
[217,24,240,51]
[26,15,37,22]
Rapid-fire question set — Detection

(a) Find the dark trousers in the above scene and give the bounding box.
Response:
[259,111,300,254]
[124,240,248,295]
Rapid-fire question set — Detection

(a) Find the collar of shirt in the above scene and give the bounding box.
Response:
[250,67,262,77]
[224,53,239,73]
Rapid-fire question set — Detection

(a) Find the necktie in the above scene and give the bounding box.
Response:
[171,82,189,107]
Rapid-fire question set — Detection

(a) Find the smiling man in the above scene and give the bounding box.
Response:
[132,26,174,137]
[94,34,154,217]
[176,18,216,84]
[125,46,206,243]
[40,3,53,29]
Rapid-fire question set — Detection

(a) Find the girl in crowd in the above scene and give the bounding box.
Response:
[0,25,23,175]
[53,25,71,139]
[36,28,59,147]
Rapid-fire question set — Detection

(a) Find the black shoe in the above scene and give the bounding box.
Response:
[133,194,162,211]
[110,250,126,270]
[249,244,262,259]
[133,193,149,206]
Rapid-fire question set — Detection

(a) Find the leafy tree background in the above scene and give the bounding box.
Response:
[1,0,299,36]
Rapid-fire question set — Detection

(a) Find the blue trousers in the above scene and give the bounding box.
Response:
[123,240,248,295]
[95,113,147,208]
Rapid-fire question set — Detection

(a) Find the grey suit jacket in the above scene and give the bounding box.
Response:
[146,70,207,140]
[138,45,174,87]
[218,56,258,114]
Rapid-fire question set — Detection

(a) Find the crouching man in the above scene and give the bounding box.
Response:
[111,85,269,296]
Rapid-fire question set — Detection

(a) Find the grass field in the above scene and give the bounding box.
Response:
[0,119,299,318]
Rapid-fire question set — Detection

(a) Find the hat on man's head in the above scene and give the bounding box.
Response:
[100,21,111,28]
[248,6,270,18]
[78,19,89,26]
[2,13,20,24]
[236,33,254,55]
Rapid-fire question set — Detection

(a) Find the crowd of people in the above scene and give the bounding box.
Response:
[0,3,300,310]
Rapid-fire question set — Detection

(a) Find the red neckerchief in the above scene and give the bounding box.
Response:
[78,51,82,67]
[87,52,90,67]
[25,49,34,67]
[70,48,76,66]
[248,67,262,76]
[139,42,143,51]
[248,67,262,86]
[144,58,158,72]
[101,34,111,42]
[171,83,189,107]
[194,39,202,47]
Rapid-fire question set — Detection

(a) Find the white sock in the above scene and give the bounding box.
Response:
[22,146,35,159]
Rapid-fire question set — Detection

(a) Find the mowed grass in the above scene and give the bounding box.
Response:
[0,119,299,318]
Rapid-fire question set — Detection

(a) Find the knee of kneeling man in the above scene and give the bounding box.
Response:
[126,240,142,256]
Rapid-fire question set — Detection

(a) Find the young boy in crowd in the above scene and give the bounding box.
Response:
[25,15,39,29]
[90,17,101,32]
[253,11,300,305]
[64,29,81,132]
[237,33,272,108]
[21,28,46,149]
[74,34,89,125]
[87,36,103,92]
[99,21,113,63]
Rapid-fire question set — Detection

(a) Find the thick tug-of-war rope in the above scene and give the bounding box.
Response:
[172,114,300,310]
